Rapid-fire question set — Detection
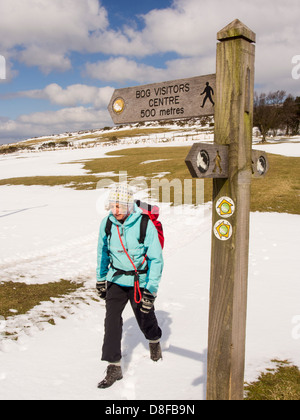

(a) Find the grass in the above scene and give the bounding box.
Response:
[79,126,173,141]
[0,175,103,190]
[83,148,300,213]
[245,360,300,400]
[251,153,300,214]
[1,147,299,214]
[0,280,83,320]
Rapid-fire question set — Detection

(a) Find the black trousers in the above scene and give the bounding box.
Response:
[102,283,162,363]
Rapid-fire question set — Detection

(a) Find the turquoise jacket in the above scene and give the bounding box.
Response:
[96,204,164,295]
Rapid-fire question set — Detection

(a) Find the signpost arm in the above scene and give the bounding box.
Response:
[206,20,256,400]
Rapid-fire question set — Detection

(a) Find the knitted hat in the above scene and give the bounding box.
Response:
[108,184,134,207]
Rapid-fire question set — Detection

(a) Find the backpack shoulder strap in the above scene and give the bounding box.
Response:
[139,214,149,245]
[106,215,148,244]
[105,217,113,239]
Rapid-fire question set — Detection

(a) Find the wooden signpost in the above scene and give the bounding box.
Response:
[108,19,268,401]
[185,144,268,180]
[108,74,216,125]
[208,20,256,401]
[185,143,229,179]
[252,150,269,178]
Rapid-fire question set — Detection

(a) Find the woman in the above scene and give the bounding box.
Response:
[96,184,164,389]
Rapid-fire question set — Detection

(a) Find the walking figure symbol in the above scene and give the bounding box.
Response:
[201,82,215,108]
[213,151,222,174]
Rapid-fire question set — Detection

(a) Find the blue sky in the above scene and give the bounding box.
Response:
[0,0,299,144]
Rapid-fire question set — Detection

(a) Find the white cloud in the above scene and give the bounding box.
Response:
[85,58,165,84]
[19,106,106,125]
[19,47,72,74]
[15,84,114,108]
[132,0,300,57]
[83,0,300,94]
[1,0,300,144]
[0,0,108,73]
[0,82,115,143]
[1,0,299,94]
[0,106,112,143]
[0,0,108,48]
[85,56,215,84]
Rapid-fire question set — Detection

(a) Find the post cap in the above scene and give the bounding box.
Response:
[217,19,256,43]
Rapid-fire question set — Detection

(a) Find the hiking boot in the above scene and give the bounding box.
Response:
[149,341,162,362]
[98,365,123,389]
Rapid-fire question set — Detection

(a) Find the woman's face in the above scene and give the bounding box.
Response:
[110,202,129,221]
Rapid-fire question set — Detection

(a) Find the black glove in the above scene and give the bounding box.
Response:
[141,289,156,314]
[96,281,107,300]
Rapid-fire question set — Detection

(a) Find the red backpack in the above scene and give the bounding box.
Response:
[105,200,164,249]
[135,200,164,249]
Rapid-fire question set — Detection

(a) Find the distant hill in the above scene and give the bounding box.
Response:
[0,117,214,155]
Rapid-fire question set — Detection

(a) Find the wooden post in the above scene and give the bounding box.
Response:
[206,20,256,400]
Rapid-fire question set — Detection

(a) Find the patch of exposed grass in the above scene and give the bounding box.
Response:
[86,147,191,178]
[0,147,299,213]
[81,147,300,214]
[79,127,172,142]
[245,360,300,400]
[0,280,83,319]
[251,153,300,214]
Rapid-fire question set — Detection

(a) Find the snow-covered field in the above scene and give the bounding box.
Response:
[0,136,299,400]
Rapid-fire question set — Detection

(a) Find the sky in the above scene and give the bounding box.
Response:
[0,0,299,144]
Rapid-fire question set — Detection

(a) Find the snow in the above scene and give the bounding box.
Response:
[0,141,193,180]
[0,137,299,400]
[0,147,109,180]
[253,141,300,157]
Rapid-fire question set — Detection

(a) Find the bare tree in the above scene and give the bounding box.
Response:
[254,90,286,142]
[280,95,298,135]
